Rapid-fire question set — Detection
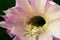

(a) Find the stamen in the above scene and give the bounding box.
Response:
[25,16,48,37]
[25,24,45,36]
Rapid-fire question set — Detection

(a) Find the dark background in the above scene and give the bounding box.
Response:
[0,0,15,40]
[0,0,60,40]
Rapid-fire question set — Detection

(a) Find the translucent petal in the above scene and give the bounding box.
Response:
[28,0,51,13]
[15,29,52,40]
[46,1,60,21]
[11,25,26,37]
[53,36,60,40]
[13,36,20,40]
[18,35,35,40]
[3,9,25,25]
[15,0,34,13]
[38,30,53,40]
[0,21,12,30]
[49,18,60,38]
[6,30,15,38]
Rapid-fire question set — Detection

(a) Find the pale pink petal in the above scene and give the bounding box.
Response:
[46,1,60,21]
[1,0,59,40]
[38,30,53,40]
[28,0,37,9]
[3,9,25,25]
[2,14,26,37]
[11,25,35,40]
[0,21,12,30]
[15,0,34,13]
[49,18,60,38]
[13,36,20,40]
[11,25,26,37]
[53,36,60,40]
[28,0,51,13]
[6,30,15,38]
[18,35,35,40]
[16,29,52,40]
[38,34,52,40]
[4,7,25,16]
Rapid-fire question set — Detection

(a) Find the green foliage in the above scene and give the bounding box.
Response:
[0,11,6,15]
[53,0,60,5]
[0,27,12,40]
[0,16,5,22]
[0,0,15,10]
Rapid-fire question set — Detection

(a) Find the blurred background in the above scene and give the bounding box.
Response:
[0,0,60,40]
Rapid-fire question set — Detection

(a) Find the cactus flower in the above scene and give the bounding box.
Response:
[0,0,60,40]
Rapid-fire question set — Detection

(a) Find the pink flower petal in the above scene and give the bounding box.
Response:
[28,0,51,13]
[53,36,60,40]
[13,36,20,40]
[46,1,60,21]
[15,0,33,13]
[49,18,60,38]
[18,35,35,40]
[1,0,60,40]
[38,30,53,40]
[17,30,52,40]
[11,25,26,37]
[0,21,12,30]
[28,0,37,9]
[6,30,15,38]
[3,9,25,25]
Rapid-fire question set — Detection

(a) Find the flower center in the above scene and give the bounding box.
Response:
[25,16,48,37]
[27,16,46,27]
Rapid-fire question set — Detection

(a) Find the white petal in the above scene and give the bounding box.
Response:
[49,10,60,21]
[46,1,60,21]
[49,18,60,38]
[38,30,53,40]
